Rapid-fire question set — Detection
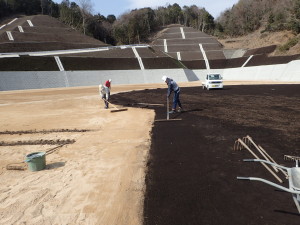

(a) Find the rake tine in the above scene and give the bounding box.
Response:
[246,136,252,147]
[233,140,238,151]
[284,155,300,161]
[284,155,293,161]
[234,140,243,151]
[242,136,247,145]
[233,141,237,151]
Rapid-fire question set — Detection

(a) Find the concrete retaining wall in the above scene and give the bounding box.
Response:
[1,60,299,91]
[0,69,190,91]
[223,49,247,59]
[195,60,300,82]
[66,69,190,87]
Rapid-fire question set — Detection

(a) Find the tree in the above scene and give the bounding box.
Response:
[289,0,300,33]
[107,14,116,24]
[77,0,93,35]
[113,7,158,45]
[86,14,115,44]
[202,11,215,33]
[59,1,81,29]
[168,3,182,24]
[155,6,167,26]
[41,0,46,14]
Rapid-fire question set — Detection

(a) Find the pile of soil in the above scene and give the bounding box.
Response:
[113,84,300,225]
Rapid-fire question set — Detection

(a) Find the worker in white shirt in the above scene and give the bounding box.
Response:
[99,83,110,109]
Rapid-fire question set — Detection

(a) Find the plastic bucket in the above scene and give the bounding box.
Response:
[25,152,46,172]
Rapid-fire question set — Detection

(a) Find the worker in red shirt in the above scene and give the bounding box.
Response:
[105,79,112,89]
[99,79,111,109]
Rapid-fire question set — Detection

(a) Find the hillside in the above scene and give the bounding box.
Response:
[219,29,300,56]
[0,15,299,75]
[0,15,109,53]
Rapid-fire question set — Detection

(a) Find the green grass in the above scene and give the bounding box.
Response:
[278,37,300,52]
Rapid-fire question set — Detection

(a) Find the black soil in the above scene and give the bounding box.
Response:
[112,84,300,225]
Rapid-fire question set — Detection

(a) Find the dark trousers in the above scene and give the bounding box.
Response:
[172,90,182,110]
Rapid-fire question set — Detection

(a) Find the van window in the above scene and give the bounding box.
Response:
[208,74,221,80]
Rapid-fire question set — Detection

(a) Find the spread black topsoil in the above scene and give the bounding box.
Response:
[112,84,300,225]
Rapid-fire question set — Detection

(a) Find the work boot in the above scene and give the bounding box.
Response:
[169,110,176,114]
[178,107,183,113]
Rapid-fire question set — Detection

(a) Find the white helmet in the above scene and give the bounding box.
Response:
[162,76,168,82]
[109,79,112,82]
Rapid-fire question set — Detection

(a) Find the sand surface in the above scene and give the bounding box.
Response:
[0,84,159,225]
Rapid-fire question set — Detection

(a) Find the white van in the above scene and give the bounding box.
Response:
[202,74,223,90]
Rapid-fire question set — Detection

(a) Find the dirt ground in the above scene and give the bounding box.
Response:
[0,81,299,225]
[112,83,300,225]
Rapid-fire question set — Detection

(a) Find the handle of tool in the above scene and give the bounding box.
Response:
[103,98,119,110]
[167,97,169,120]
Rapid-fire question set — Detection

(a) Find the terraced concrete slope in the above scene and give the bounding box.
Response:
[0,15,184,71]
[0,16,299,72]
[0,15,108,52]
[152,25,225,61]
[151,24,300,69]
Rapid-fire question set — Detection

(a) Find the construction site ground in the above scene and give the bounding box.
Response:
[0,81,299,225]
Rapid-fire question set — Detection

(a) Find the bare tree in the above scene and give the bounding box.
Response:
[41,0,46,14]
[77,0,93,35]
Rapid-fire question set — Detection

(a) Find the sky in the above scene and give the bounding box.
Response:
[53,0,239,19]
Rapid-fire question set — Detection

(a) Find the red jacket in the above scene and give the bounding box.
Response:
[105,80,111,88]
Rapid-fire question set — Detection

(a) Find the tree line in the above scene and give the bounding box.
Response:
[0,0,60,18]
[217,0,300,36]
[57,1,216,45]
[0,0,215,45]
[1,0,300,45]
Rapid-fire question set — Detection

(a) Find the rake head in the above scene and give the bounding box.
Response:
[284,155,300,161]
[110,108,128,113]
[6,164,26,170]
[233,136,253,151]
[233,140,243,151]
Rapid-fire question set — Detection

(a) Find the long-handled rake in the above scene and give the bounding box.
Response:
[155,97,182,122]
[103,99,128,113]
[234,136,284,183]
[244,135,286,176]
